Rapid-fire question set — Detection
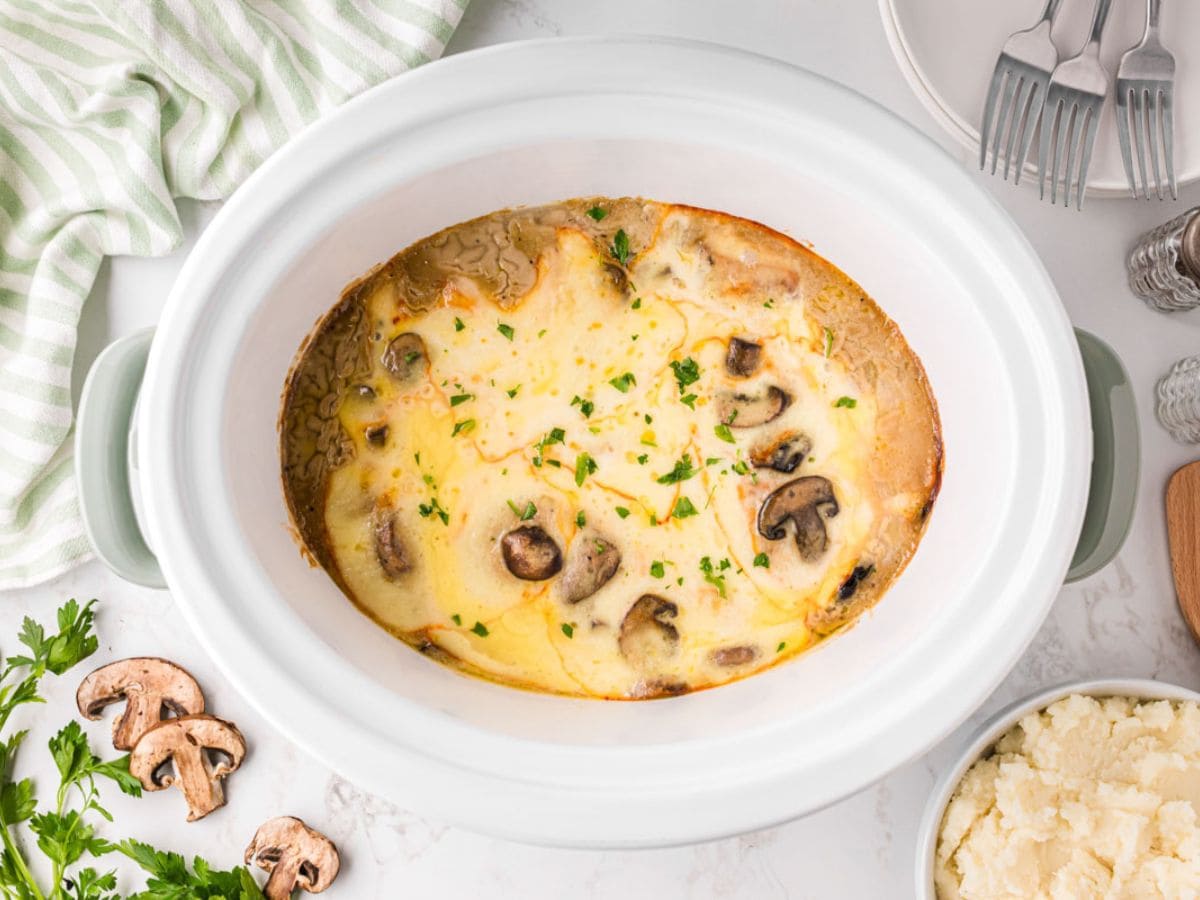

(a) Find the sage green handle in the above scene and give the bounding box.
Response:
[1067,329,1139,582]
[74,328,165,589]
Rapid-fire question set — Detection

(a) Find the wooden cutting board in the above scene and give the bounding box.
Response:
[1167,461,1200,644]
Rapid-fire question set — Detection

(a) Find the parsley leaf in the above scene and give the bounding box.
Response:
[650,561,665,578]
[507,499,537,521]
[834,396,857,409]
[669,358,700,396]
[451,418,476,436]
[586,206,608,221]
[471,622,490,637]
[700,556,729,597]
[671,497,698,519]
[823,327,834,357]
[608,372,636,393]
[714,423,736,444]
[575,511,587,528]
[449,393,473,406]
[753,552,770,568]
[656,455,697,485]
[610,229,631,266]
[454,317,465,332]
[574,452,598,487]
[497,322,515,341]
[561,623,575,638]
[615,507,631,519]
[570,395,595,418]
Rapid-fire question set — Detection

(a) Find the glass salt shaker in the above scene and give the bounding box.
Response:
[1137,209,1200,442]
[1129,207,1200,312]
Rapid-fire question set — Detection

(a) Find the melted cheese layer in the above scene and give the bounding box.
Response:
[281,199,941,699]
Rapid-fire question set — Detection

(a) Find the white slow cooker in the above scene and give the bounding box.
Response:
[75,38,1135,848]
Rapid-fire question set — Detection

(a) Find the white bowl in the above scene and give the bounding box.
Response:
[915,678,1200,899]
[80,37,1095,848]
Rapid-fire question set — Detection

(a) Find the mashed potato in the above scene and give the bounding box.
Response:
[935,694,1200,899]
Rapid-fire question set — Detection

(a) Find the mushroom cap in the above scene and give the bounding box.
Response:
[714,385,791,428]
[373,508,412,579]
[725,337,763,377]
[750,431,812,474]
[559,532,621,603]
[246,816,341,897]
[380,332,427,381]
[500,525,563,581]
[756,476,839,561]
[618,594,680,672]
[128,714,246,787]
[76,657,205,751]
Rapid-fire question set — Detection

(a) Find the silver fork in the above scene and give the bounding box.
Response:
[1038,0,1115,209]
[1116,0,1177,200]
[979,0,1064,182]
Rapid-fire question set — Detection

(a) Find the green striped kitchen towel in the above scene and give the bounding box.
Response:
[0,0,467,589]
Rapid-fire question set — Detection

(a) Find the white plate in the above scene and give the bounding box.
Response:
[128,37,1090,848]
[880,0,1197,196]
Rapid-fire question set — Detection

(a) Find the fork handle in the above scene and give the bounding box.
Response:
[1088,0,1115,44]
[1040,0,1065,22]
[1147,0,1162,31]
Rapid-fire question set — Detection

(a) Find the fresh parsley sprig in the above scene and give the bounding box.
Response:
[0,602,265,899]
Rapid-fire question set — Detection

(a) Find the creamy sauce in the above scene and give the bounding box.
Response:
[280,198,941,699]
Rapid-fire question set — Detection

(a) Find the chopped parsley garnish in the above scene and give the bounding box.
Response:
[714,423,736,443]
[610,228,631,266]
[777,641,786,653]
[732,459,751,476]
[471,621,489,637]
[586,206,608,221]
[669,358,701,398]
[451,418,476,436]
[575,510,587,528]
[671,496,698,519]
[631,297,642,309]
[561,622,575,638]
[405,350,421,364]
[532,427,566,467]
[452,613,462,625]
[680,393,698,409]
[705,457,721,466]
[506,384,521,398]
[763,298,775,309]
[650,561,665,578]
[615,506,631,519]
[454,317,465,332]
[753,552,770,568]
[656,454,697,485]
[823,327,834,357]
[575,452,598,486]
[644,413,653,424]
[418,497,450,525]
[538,328,547,338]
[507,499,537,520]
[700,556,730,597]
[497,322,515,341]
[834,396,857,409]
[570,395,595,418]
[609,372,636,392]
[636,453,649,465]
[450,392,473,406]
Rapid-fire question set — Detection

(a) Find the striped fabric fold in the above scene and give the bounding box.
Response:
[0,0,467,589]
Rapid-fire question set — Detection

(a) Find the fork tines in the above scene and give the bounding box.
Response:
[1038,85,1103,209]
[1117,81,1177,200]
[980,60,1048,183]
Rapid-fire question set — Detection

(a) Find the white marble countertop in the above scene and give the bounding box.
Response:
[10,0,1200,897]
